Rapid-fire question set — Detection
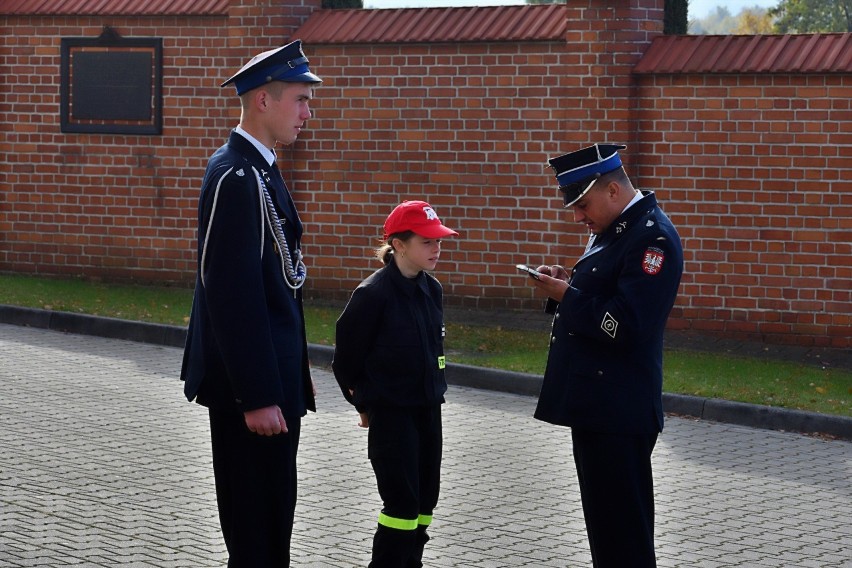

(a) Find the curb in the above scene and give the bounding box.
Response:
[2,305,850,441]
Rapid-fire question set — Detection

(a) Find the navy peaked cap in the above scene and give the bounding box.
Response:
[221,39,322,95]
[548,144,626,207]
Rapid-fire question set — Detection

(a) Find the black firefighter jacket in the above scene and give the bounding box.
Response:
[332,258,448,411]
[534,191,683,435]
[180,131,315,418]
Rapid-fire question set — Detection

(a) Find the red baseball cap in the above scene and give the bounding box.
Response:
[383,200,458,241]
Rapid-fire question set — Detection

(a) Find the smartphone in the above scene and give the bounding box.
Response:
[516,264,542,280]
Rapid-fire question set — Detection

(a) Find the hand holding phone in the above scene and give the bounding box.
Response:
[516,264,542,280]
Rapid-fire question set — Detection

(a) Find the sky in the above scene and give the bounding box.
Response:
[363,1,780,20]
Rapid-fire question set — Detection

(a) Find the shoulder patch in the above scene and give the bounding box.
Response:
[642,247,665,275]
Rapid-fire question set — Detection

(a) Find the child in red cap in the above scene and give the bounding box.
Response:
[332,200,458,567]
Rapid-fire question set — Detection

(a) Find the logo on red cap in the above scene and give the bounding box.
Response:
[383,200,458,241]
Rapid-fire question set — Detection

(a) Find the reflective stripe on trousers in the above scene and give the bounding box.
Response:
[378,513,433,531]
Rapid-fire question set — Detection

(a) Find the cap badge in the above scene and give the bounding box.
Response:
[236,168,245,177]
[423,206,438,220]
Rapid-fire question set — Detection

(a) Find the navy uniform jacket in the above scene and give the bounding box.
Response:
[534,191,683,435]
[180,131,315,418]
[332,258,447,410]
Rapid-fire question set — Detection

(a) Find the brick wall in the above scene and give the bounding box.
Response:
[633,72,852,347]
[1,0,849,348]
[297,39,577,307]
[0,0,319,282]
[2,15,219,282]
[298,0,667,311]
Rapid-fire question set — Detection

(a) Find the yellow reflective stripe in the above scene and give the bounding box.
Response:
[378,513,418,531]
[418,514,433,527]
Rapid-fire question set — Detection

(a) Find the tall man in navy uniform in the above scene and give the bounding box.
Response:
[180,40,321,567]
[527,144,683,567]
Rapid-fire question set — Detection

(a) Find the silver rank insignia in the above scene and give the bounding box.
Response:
[601,312,618,339]
[236,168,245,176]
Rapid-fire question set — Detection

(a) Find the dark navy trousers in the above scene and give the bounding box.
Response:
[209,408,301,568]
[571,428,658,568]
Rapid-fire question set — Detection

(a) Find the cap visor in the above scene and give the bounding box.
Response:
[415,225,458,238]
[281,71,322,84]
[562,177,598,208]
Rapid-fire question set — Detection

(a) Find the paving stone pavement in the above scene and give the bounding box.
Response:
[1,323,850,568]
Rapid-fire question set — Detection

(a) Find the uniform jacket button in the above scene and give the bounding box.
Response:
[551,336,556,344]
[596,370,603,376]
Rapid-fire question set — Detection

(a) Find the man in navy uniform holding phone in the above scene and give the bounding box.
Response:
[526,144,683,567]
[180,40,320,567]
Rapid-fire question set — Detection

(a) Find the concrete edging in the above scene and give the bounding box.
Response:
[1,305,849,441]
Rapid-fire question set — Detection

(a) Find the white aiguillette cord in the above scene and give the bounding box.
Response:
[254,167,307,293]
[199,165,307,295]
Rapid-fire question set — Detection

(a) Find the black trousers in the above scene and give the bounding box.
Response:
[571,428,658,568]
[208,408,301,568]
[367,405,442,568]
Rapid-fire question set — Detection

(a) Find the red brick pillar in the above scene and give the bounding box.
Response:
[561,0,663,158]
[224,0,323,91]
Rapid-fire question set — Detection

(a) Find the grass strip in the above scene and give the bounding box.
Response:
[0,273,848,417]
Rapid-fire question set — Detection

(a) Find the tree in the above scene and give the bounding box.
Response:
[770,0,851,32]
[689,6,737,34]
[665,0,689,34]
[734,8,776,33]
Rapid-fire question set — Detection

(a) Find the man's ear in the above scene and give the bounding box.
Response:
[606,180,621,200]
[254,89,268,111]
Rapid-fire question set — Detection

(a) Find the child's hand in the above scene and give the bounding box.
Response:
[357,412,370,428]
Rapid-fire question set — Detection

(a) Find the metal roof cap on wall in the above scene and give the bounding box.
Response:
[634,33,852,74]
[296,4,568,44]
[0,0,229,15]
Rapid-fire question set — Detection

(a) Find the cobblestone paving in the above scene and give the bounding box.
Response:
[1,324,850,567]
